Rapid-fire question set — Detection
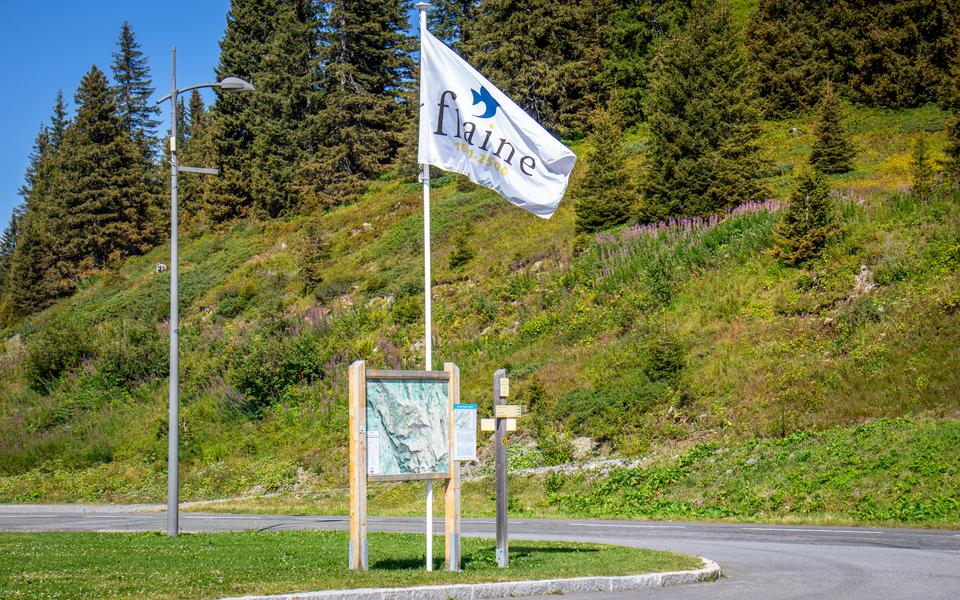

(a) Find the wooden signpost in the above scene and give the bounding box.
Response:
[489,369,523,567]
[348,361,465,572]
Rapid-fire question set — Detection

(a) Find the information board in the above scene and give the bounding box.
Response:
[453,403,477,461]
[365,377,450,479]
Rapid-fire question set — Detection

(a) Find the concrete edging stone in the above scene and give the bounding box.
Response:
[220,557,721,600]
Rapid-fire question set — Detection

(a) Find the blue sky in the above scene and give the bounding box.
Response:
[0,1,232,228]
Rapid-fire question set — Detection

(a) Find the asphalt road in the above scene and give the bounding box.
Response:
[2,505,959,599]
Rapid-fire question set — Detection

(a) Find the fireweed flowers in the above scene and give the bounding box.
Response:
[585,199,782,295]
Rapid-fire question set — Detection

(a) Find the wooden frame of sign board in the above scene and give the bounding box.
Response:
[348,361,462,572]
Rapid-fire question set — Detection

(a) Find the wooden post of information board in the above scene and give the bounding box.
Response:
[494,368,508,567]
[348,360,368,571]
[444,362,461,571]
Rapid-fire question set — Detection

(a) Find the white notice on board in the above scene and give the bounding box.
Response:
[366,430,380,475]
[453,403,478,461]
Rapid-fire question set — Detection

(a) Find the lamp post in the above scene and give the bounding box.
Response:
[156,46,254,537]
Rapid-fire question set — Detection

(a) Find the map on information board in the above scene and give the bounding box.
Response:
[366,378,449,478]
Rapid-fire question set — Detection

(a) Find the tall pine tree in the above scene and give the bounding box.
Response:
[642,0,768,221]
[574,105,635,234]
[810,81,855,174]
[205,0,280,222]
[4,100,68,318]
[111,22,160,153]
[55,66,156,274]
[300,0,413,208]
[250,0,322,217]
[206,0,321,221]
[178,91,213,230]
[48,90,69,151]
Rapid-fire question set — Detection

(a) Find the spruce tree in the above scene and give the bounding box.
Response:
[5,117,64,316]
[464,0,617,135]
[178,91,212,229]
[846,0,959,108]
[748,1,959,112]
[574,105,634,234]
[601,0,690,124]
[205,0,279,222]
[943,59,960,185]
[250,0,322,217]
[48,90,69,151]
[55,65,156,273]
[746,1,837,115]
[302,0,413,207]
[642,0,768,221]
[773,166,835,266]
[111,22,160,153]
[5,211,60,317]
[911,134,935,202]
[429,0,478,49]
[810,81,855,174]
[0,204,25,293]
[206,0,320,222]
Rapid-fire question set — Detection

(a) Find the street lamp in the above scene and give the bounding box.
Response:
[156,46,254,537]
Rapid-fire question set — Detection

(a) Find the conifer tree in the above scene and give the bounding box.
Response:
[773,166,835,266]
[429,0,477,49]
[464,0,616,135]
[448,224,474,269]
[5,116,63,316]
[0,204,25,293]
[206,0,321,221]
[205,0,279,222]
[748,1,959,113]
[846,0,959,108]
[17,127,51,203]
[601,0,690,124]
[746,1,836,115]
[301,0,413,207]
[48,90,69,151]
[574,105,634,234]
[642,0,768,221]
[5,211,60,317]
[810,81,855,174]
[250,0,322,217]
[55,66,156,274]
[911,134,935,202]
[178,91,212,229]
[111,22,160,153]
[943,60,960,185]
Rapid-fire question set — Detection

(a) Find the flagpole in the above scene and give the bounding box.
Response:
[416,1,434,572]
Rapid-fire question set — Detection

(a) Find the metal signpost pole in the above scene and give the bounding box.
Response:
[166,46,180,538]
[156,57,253,538]
[494,369,508,567]
[416,1,434,572]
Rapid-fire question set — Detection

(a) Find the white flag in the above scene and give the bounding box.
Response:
[418,30,577,219]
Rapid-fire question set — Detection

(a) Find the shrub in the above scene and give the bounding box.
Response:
[24,318,91,392]
[97,321,167,387]
[448,225,474,269]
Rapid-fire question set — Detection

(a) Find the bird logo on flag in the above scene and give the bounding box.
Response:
[471,86,500,119]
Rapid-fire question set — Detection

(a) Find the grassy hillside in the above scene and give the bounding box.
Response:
[1,104,958,526]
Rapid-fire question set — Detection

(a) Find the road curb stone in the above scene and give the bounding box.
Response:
[220,557,720,600]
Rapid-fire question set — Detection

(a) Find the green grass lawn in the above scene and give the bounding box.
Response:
[0,531,699,600]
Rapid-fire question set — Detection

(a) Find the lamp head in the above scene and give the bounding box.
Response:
[218,77,255,92]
